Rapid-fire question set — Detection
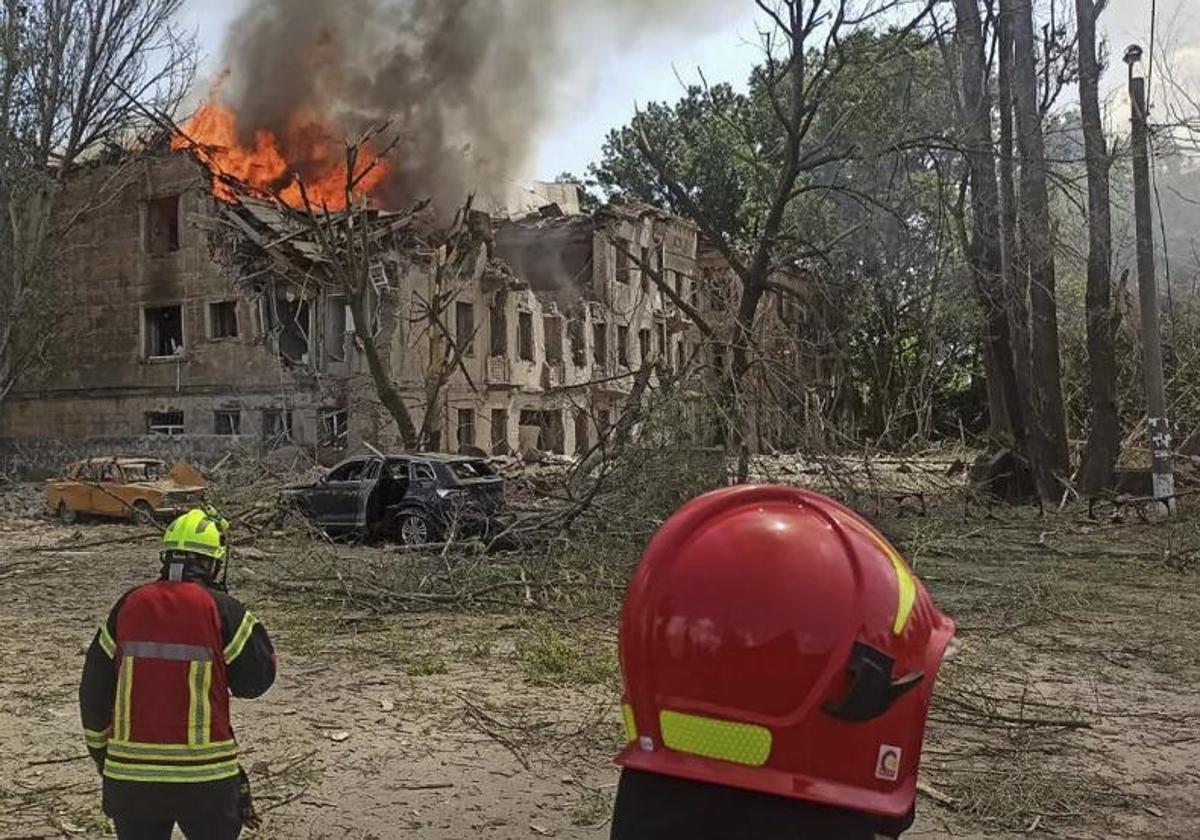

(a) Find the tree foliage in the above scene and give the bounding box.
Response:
[591,24,985,447]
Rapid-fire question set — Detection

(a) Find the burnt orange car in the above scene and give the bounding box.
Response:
[45,458,207,525]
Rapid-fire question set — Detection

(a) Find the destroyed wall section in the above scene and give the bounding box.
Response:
[379,206,701,456]
[0,153,331,446]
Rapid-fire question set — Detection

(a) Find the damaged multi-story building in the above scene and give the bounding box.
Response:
[2,147,784,462]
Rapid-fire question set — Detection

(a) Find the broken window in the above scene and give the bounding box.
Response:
[262,409,293,442]
[593,323,607,367]
[457,409,476,451]
[146,411,184,436]
[214,410,241,436]
[568,319,586,367]
[144,305,183,359]
[641,246,651,290]
[146,195,180,255]
[676,340,685,369]
[491,409,509,454]
[617,325,630,367]
[574,410,590,455]
[456,301,476,358]
[638,329,651,363]
[596,409,612,436]
[656,323,667,358]
[615,243,630,284]
[327,460,367,482]
[326,295,349,361]
[267,297,312,365]
[490,299,507,356]
[544,316,563,364]
[320,409,349,449]
[518,311,534,361]
[519,409,564,454]
[674,270,683,299]
[209,301,238,340]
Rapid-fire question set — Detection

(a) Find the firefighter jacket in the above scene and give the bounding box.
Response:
[78,568,275,819]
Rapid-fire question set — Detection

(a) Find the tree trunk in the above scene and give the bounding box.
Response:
[1008,0,1070,499]
[730,283,765,482]
[996,0,1033,451]
[1075,0,1120,494]
[952,0,1025,445]
[349,289,419,449]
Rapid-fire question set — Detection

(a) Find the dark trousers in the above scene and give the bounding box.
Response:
[113,814,241,840]
[610,769,904,840]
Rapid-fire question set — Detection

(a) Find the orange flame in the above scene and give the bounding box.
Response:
[172,100,390,210]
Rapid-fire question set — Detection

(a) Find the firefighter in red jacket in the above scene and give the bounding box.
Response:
[610,486,955,839]
[79,508,276,840]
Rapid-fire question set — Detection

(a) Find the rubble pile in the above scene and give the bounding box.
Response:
[203,448,324,533]
[0,481,47,522]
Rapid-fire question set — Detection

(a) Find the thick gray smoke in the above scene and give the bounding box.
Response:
[216,0,739,214]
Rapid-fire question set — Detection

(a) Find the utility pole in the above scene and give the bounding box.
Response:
[1125,44,1175,512]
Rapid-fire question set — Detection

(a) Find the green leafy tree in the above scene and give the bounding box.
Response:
[590,16,982,448]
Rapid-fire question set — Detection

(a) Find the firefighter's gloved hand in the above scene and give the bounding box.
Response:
[89,748,106,775]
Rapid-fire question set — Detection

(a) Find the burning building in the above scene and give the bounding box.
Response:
[0,144,717,464]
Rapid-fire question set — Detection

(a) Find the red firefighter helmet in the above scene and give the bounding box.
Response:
[616,485,954,819]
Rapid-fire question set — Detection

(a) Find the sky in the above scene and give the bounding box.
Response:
[176,0,1199,181]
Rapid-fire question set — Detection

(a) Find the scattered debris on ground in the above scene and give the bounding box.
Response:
[2,450,1198,838]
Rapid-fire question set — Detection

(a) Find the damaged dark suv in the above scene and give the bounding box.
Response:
[280,453,506,546]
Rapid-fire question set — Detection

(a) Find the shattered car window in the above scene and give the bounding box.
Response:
[387,460,410,479]
[325,461,366,482]
[122,462,168,482]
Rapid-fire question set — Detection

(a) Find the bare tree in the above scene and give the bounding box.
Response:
[219,130,495,452]
[1074,0,1120,494]
[1006,0,1070,499]
[625,0,934,477]
[947,0,1027,446]
[0,0,196,408]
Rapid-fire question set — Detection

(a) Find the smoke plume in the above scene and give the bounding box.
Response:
[214,0,739,214]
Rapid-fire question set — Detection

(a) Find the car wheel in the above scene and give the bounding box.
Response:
[57,502,78,526]
[397,510,431,547]
[131,500,158,526]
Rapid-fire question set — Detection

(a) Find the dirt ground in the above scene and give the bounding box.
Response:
[2,490,1199,839]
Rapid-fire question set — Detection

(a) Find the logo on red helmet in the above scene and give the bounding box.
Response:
[875,744,902,782]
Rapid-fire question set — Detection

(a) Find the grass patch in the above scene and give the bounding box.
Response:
[405,653,450,676]
[453,638,494,661]
[517,619,617,688]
